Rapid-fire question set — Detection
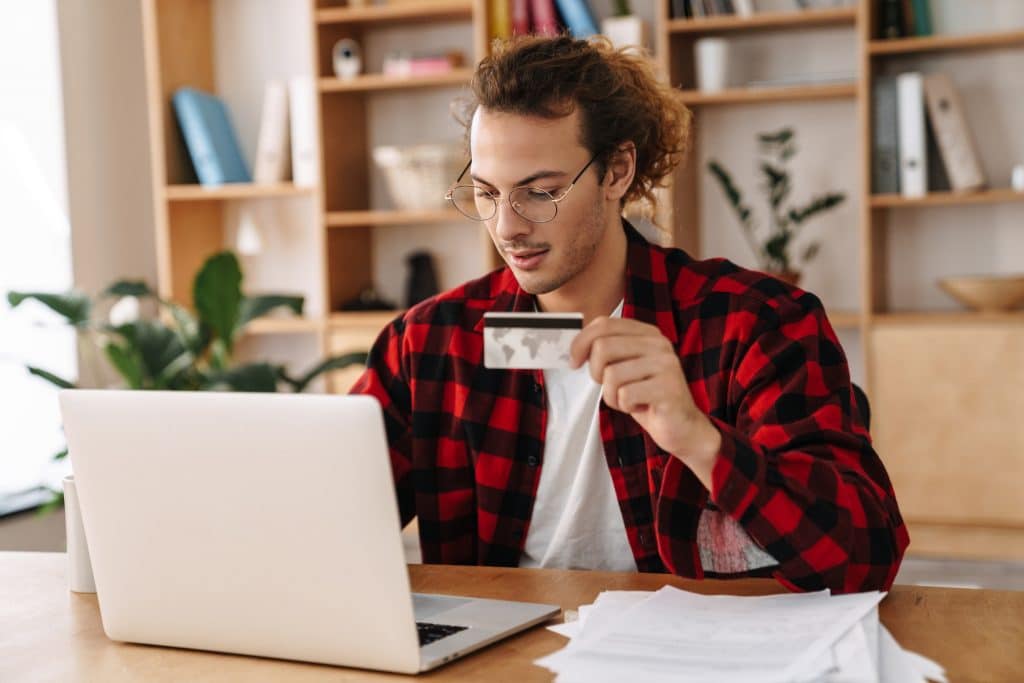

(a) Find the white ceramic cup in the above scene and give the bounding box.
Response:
[695,38,730,92]
[63,475,96,593]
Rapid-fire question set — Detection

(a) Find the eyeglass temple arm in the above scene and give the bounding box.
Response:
[456,158,472,183]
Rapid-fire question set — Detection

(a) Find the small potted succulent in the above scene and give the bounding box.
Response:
[708,128,846,286]
[601,0,648,52]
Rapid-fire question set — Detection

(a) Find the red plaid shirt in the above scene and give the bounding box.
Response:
[350,222,909,593]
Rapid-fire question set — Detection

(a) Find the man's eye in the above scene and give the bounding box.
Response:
[527,189,554,199]
[474,188,495,198]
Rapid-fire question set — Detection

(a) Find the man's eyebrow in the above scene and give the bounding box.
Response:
[470,169,568,188]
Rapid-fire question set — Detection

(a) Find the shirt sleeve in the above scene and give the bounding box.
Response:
[661,294,910,593]
[347,315,416,527]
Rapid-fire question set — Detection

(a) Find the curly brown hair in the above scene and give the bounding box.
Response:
[454,34,692,221]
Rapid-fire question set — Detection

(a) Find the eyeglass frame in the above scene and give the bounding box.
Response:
[444,151,602,223]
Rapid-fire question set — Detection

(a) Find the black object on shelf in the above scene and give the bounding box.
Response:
[405,251,440,308]
[878,0,905,39]
[338,287,398,311]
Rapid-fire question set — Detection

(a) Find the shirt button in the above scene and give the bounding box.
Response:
[527,454,540,467]
[618,455,627,467]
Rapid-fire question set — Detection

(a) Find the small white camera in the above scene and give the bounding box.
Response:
[332,38,362,80]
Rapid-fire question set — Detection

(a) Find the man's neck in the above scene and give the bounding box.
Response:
[536,216,628,325]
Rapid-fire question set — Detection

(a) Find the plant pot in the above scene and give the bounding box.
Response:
[601,15,648,52]
[772,270,802,287]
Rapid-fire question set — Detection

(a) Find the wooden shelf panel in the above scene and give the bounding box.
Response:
[326,208,463,228]
[677,82,857,106]
[329,310,405,329]
[868,29,1024,56]
[873,311,1024,326]
[870,188,1024,209]
[164,184,315,201]
[316,0,473,25]
[319,69,472,93]
[667,7,856,35]
[827,310,862,329]
[244,317,324,335]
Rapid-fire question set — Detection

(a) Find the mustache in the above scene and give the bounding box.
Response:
[501,243,550,251]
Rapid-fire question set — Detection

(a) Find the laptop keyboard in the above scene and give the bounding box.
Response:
[417,621,468,647]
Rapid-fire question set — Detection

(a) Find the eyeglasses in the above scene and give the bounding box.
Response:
[444,153,600,223]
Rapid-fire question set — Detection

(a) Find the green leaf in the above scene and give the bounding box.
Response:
[7,291,91,326]
[236,295,304,333]
[101,280,156,299]
[758,128,793,145]
[27,366,76,389]
[104,341,145,389]
[35,490,64,516]
[803,242,822,263]
[764,232,792,270]
[193,251,243,353]
[283,352,369,393]
[707,160,754,226]
[52,448,68,461]
[203,362,282,392]
[788,192,846,224]
[109,320,190,389]
[759,162,791,209]
[165,301,206,355]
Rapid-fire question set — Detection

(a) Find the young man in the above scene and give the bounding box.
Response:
[350,36,909,593]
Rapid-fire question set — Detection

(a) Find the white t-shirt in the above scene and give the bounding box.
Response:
[520,299,637,571]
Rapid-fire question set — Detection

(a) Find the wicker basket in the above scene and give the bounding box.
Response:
[372,144,465,212]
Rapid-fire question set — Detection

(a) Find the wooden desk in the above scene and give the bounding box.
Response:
[2,552,1022,682]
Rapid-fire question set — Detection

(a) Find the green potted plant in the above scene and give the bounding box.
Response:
[708,128,847,286]
[8,250,369,513]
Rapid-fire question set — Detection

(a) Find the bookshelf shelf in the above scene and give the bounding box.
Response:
[872,311,1024,326]
[244,317,324,335]
[827,310,863,329]
[677,82,857,106]
[316,0,473,26]
[328,310,405,329]
[163,183,315,202]
[868,29,1024,56]
[870,189,1024,209]
[326,208,463,228]
[318,69,473,94]
[667,6,857,35]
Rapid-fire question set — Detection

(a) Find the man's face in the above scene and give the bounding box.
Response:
[468,107,607,295]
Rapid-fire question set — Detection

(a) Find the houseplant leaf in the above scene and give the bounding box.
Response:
[26,366,76,389]
[7,291,91,327]
[103,341,145,389]
[236,295,304,334]
[101,280,157,299]
[203,362,282,392]
[281,352,369,393]
[108,320,191,389]
[193,251,243,353]
[788,192,846,224]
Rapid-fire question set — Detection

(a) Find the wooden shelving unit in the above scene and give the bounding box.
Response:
[163,183,315,202]
[318,69,473,93]
[867,28,1024,56]
[677,82,857,106]
[315,0,473,26]
[666,6,857,35]
[870,188,1024,209]
[325,208,463,228]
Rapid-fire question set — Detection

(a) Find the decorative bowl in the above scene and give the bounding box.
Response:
[937,275,1024,312]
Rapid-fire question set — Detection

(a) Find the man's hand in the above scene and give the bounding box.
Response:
[569,317,722,485]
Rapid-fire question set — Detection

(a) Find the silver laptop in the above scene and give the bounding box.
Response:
[58,389,559,674]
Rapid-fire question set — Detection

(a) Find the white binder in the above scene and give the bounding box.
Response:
[897,72,927,198]
[288,76,320,188]
[923,73,986,192]
[253,81,291,184]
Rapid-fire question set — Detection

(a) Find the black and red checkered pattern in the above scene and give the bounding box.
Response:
[350,222,909,593]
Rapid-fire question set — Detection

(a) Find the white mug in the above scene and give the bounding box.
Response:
[63,475,96,593]
[695,38,730,92]
[1012,164,1024,193]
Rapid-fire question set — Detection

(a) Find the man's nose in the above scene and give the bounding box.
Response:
[491,196,531,243]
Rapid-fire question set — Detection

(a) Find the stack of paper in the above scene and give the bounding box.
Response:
[538,587,946,683]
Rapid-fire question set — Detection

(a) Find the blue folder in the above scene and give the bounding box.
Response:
[172,87,251,186]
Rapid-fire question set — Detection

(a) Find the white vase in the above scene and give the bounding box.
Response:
[695,38,730,92]
[601,15,648,53]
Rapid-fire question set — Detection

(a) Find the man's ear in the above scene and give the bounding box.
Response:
[602,142,637,203]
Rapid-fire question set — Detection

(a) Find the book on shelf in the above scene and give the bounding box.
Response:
[554,0,598,38]
[878,0,905,39]
[529,0,560,35]
[896,72,927,198]
[511,0,531,35]
[382,51,465,77]
[872,75,900,194]
[902,0,934,37]
[172,87,251,186]
[287,77,318,189]
[490,0,511,40]
[922,73,986,192]
[253,80,291,185]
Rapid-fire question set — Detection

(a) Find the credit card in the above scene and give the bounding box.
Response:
[483,312,584,369]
